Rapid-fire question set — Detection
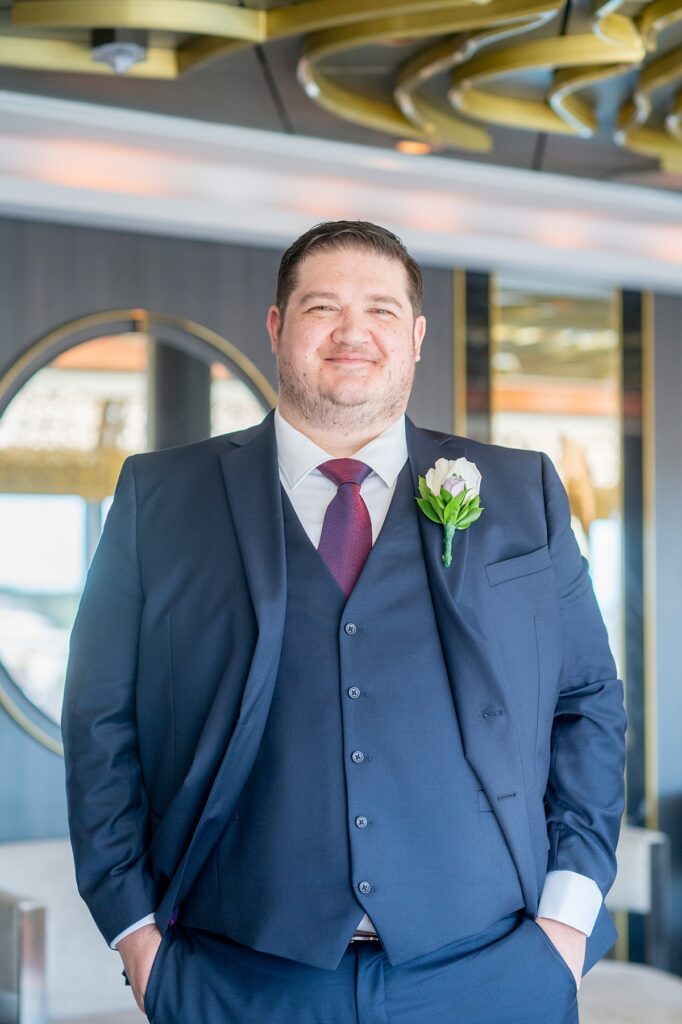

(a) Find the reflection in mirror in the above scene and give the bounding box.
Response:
[0,330,268,726]
[491,277,623,672]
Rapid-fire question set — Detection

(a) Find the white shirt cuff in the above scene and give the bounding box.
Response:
[537,870,602,936]
[111,913,157,950]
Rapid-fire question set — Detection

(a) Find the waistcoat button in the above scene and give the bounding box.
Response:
[351,750,365,764]
[358,881,372,894]
[355,816,368,828]
[344,622,358,635]
[348,687,361,699]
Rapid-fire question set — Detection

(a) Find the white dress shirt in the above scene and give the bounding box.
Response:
[111,406,602,948]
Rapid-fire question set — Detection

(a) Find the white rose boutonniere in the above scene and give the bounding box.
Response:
[416,457,483,567]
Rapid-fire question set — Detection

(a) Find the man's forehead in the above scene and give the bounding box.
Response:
[292,247,410,290]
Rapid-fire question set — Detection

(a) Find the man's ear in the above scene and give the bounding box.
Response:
[413,314,426,363]
[266,305,282,354]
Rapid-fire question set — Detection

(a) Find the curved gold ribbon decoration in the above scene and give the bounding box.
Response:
[449,31,644,136]
[639,0,682,49]
[298,6,496,152]
[666,91,682,140]
[549,64,628,136]
[394,0,564,138]
[616,45,682,170]
[547,12,642,135]
[606,0,682,171]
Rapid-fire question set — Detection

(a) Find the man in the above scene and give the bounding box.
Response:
[63,221,626,1024]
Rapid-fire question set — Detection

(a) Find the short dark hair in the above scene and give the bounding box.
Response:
[276,220,424,316]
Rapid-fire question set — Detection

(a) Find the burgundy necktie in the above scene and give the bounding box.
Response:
[317,459,373,596]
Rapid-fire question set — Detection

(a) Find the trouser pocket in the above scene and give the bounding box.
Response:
[143,930,172,1020]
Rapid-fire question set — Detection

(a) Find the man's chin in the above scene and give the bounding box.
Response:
[323,392,373,411]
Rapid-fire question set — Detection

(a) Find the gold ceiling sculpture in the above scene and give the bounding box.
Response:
[1,0,681,172]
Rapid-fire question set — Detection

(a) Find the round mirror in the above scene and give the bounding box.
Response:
[0,311,275,750]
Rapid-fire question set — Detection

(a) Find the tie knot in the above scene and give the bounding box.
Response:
[318,458,372,489]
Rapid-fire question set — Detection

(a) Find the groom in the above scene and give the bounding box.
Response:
[63,220,626,1024]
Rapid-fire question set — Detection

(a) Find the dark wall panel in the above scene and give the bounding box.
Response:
[410,267,454,433]
[652,293,682,974]
[622,291,645,834]
[0,218,281,391]
[621,291,646,963]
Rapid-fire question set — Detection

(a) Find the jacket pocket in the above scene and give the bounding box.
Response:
[485,545,551,587]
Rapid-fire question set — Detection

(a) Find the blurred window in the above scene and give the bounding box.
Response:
[490,276,622,671]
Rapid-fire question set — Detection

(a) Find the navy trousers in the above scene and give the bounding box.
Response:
[143,912,579,1023]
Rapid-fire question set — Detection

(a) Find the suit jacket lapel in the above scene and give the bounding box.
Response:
[406,416,538,906]
[218,409,287,723]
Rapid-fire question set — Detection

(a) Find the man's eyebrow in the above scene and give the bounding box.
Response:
[367,294,404,309]
[297,291,340,305]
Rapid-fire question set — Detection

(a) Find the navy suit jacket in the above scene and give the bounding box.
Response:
[62,409,626,972]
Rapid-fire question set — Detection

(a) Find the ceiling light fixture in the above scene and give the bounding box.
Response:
[91,29,148,75]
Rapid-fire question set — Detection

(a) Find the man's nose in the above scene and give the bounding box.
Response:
[331,309,371,343]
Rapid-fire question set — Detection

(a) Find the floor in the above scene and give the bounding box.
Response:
[578,960,682,1023]
[55,1017,143,1023]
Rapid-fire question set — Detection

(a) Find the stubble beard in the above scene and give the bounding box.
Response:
[276,350,415,433]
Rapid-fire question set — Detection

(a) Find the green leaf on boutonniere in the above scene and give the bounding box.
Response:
[416,497,442,524]
[427,492,445,521]
[456,506,484,529]
[441,487,466,508]
[443,502,460,526]
[442,491,466,525]
[418,478,432,502]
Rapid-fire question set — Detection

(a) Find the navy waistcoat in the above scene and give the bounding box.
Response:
[182,461,523,969]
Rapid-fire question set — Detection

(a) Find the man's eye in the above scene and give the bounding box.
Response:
[308,305,334,312]
[371,308,393,316]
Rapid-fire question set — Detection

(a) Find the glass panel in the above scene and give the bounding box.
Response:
[491,277,622,671]
[0,494,84,723]
[0,329,268,726]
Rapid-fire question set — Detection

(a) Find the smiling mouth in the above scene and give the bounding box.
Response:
[326,356,374,363]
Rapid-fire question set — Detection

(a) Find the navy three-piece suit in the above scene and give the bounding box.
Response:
[63,409,626,1023]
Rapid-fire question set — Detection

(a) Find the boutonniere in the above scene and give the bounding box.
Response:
[416,457,483,567]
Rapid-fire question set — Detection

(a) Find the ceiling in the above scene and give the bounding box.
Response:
[0,0,680,190]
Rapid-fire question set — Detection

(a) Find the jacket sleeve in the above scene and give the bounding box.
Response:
[541,451,627,898]
[62,455,159,946]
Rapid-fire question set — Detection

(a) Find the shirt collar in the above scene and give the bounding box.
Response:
[274,406,407,489]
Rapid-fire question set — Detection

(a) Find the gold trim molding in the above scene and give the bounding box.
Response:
[1,0,681,173]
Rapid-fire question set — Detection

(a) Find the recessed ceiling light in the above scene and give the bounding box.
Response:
[395,140,432,155]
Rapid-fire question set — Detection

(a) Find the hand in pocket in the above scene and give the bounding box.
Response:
[117,923,164,1014]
